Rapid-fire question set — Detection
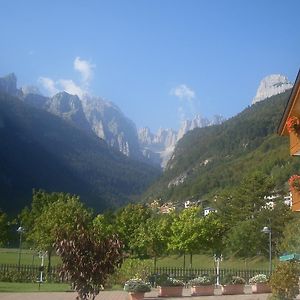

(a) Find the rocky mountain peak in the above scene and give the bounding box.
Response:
[252,74,293,104]
[139,114,225,168]
[45,91,92,133]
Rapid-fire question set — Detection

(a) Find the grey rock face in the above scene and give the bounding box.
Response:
[81,96,143,159]
[46,92,92,133]
[139,114,225,168]
[252,74,293,104]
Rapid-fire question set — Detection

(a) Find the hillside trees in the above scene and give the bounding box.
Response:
[279,215,300,254]
[216,172,294,257]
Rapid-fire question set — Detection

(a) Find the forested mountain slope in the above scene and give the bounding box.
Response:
[0,92,160,215]
[143,89,300,203]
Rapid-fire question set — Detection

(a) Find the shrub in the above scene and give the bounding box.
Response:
[222,274,245,285]
[249,274,268,284]
[0,270,37,283]
[124,278,151,293]
[269,262,299,300]
[156,274,184,287]
[189,275,214,286]
[110,258,152,285]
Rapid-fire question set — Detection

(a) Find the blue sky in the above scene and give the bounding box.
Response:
[0,0,299,132]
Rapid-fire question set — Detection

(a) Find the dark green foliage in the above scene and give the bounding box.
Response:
[0,210,10,247]
[0,92,160,215]
[143,90,294,203]
[216,172,294,257]
[279,215,300,253]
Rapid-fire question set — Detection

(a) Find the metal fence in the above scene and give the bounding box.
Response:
[152,266,270,283]
[0,263,270,284]
[0,264,66,283]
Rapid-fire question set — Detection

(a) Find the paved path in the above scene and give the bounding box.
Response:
[0,287,272,300]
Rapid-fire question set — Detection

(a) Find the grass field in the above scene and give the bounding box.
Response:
[0,248,61,266]
[0,248,274,270]
[0,282,72,292]
[155,254,275,269]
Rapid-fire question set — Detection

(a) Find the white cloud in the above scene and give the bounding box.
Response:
[38,77,59,96]
[74,57,95,83]
[59,79,85,98]
[38,56,94,98]
[170,84,195,100]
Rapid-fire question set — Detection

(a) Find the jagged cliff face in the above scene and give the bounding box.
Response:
[81,96,142,158]
[252,74,293,104]
[138,127,177,167]
[138,114,225,167]
[46,92,93,133]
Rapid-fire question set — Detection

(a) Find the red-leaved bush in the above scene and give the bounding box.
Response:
[55,225,123,300]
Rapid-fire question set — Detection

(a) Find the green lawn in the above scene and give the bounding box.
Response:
[0,282,72,292]
[154,254,275,270]
[0,248,61,266]
[0,248,274,270]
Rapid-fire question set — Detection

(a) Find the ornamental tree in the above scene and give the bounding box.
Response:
[115,203,152,254]
[168,207,203,268]
[28,193,93,271]
[55,224,123,300]
[131,213,174,267]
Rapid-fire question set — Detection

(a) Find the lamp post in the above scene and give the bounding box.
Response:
[261,226,272,274]
[17,226,24,271]
[214,254,223,286]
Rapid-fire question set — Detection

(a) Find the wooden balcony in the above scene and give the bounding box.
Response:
[291,190,300,212]
[289,131,300,156]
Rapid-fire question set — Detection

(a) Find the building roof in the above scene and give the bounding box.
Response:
[278,68,300,136]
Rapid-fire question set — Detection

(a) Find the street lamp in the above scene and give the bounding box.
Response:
[214,254,223,286]
[17,226,24,270]
[261,226,272,274]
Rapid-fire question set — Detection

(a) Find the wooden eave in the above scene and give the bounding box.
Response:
[278,69,300,136]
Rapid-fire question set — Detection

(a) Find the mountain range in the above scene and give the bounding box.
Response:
[0,71,295,214]
[0,73,228,168]
[142,88,298,205]
[0,80,160,215]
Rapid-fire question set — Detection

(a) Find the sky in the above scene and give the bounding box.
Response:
[0,0,299,132]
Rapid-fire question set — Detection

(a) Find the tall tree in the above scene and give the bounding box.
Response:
[132,213,174,267]
[28,194,93,270]
[168,207,203,268]
[115,203,152,255]
[0,210,10,247]
[279,214,300,254]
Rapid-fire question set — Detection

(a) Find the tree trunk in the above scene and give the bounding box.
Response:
[183,252,186,269]
[190,253,193,269]
[47,248,52,273]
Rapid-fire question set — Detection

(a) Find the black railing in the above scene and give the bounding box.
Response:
[0,263,270,284]
[152,266,270,283]
[0,263,66,283]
